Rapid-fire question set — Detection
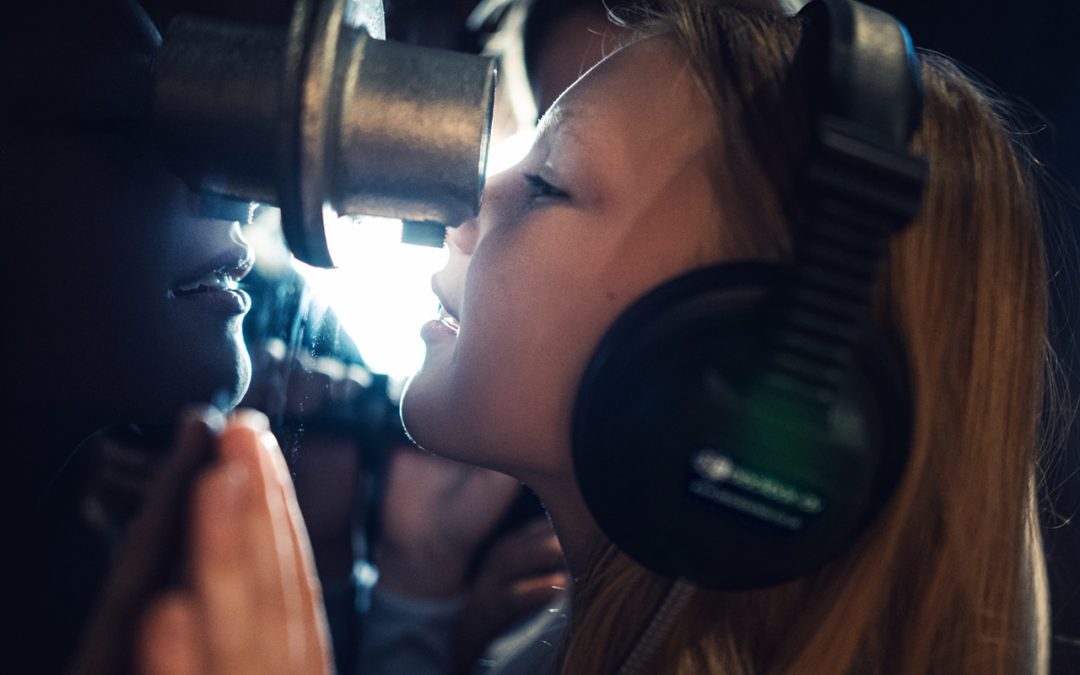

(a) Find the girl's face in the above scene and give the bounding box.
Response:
[8,129,254,425]
[401,35,730,482]
[4,12,253,427]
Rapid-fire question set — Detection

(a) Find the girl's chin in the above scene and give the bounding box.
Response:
[398,373,441,450]
[399,377,480,464]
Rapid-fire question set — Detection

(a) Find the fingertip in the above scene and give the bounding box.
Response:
[524,571,568,595]
[509,573,567,615]
[549,572,569,591]
[219,414,291,493]
[179,405,226,436]
[220,410,283,461]
[229,408,270,432]
[217,417,265,465]
[164,407,223,470]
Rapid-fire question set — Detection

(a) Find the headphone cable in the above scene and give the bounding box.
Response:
[615,579,695,675]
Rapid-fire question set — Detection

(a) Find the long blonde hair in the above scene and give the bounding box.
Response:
[560,2,1052,673]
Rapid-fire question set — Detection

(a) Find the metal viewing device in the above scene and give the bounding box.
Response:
[153,0,496,266]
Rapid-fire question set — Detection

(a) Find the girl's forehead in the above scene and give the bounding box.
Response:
[532,36,712,170]
[537,35,692,134]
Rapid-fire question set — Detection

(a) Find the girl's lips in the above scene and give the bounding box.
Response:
[172,245,255,293]
[437,305,460,333]
[426,274,462,341]
[430,276,461,324]
[421,318,459,342]
[172,286,252,316]
[170,240,255,317]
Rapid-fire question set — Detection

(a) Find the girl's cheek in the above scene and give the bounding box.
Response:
[442,246,471,302]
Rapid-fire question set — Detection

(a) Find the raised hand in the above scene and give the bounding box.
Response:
[135,411,332,675]
[455,517,566,671]
[375,445,523,599]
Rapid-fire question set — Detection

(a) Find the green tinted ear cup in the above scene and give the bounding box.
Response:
[572,262,910,588]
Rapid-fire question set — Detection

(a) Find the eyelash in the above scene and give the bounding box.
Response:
[523,173,566,201]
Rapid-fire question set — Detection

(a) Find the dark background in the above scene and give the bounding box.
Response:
[867,2,1080,671]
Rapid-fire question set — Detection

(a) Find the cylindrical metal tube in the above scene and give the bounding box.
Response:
[331,34,494,225]
[151,0,495,267]
[152,17,286,205]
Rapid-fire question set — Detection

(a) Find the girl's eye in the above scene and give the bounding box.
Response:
[523,173,567,201]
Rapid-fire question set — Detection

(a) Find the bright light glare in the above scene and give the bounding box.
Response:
[293,215,447,388]
[290,132,537,389]
[487,128,535,176]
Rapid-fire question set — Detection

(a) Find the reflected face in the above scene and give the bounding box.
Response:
[4,12,252,428]
[401,36,728,481]
[8,131,253,426]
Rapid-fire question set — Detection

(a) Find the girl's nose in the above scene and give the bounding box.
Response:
[446,214,479,256]
[448,153,520,256]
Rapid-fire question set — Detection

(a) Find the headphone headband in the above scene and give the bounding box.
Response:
[796,0,923,147]
[769,0,928,405]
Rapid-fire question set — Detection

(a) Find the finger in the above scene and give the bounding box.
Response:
[69,407,222,675]
[506,572,568,617]
[133,406,224,582]
[483,527,565,581]
[189,457,259,674]
[136,593,204,675]
[217,410,303,670]
[268,442,334,674]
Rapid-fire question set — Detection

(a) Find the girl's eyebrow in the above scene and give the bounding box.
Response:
[534,103,590,155]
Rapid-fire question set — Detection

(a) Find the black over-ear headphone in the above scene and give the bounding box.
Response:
[572,0,929,589]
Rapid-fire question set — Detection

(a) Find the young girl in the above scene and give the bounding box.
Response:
[146,0,1052,672]
[401,2,1051,671]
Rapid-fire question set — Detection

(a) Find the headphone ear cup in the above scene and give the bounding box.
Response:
[572,261,910,589]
